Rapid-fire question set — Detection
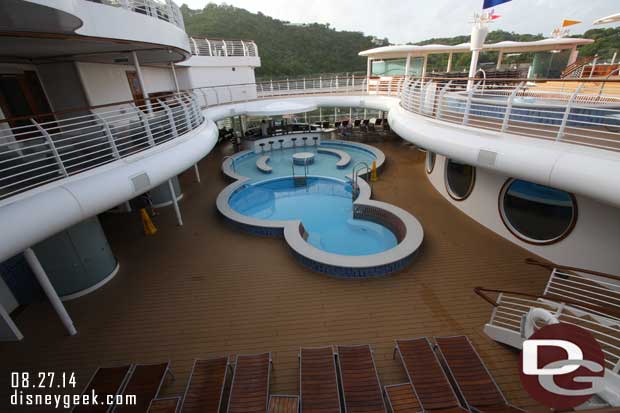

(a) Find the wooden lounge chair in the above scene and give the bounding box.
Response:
[337,345,386,413]
[268,395,299,413]
[299,346,341,413]
[180,357,229,413]
[384,383,422,413]
[148,397,181,413]
[434,336,525,413]
[394,338,467,413]
[73,365,133,413]
[114,362,173,413]
[227,352,272,413]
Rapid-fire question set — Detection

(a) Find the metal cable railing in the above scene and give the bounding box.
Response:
[88,0,184,29]
[0,93,203,201]
[476,287,620,373]
[400,76,620,152]
[3,75,620,202]
[189,37,258,57]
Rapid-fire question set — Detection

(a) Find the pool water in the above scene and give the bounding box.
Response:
[233,143,377,182]
[229,177,397,256]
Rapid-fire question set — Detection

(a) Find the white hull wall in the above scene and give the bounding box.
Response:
[426,154,620,274]
[77,62,177,106]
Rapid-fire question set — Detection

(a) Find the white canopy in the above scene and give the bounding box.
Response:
[359,38,593,59]
[594,13,620,25]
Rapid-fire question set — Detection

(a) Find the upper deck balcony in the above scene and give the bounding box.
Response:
[178,36,261,69]
[2,0,191,61]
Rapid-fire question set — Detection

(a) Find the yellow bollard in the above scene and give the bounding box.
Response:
[371,160,378,182]
[140,208,158,236]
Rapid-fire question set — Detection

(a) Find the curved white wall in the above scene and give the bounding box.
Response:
[426,153,620,274]
[26,0,190,53]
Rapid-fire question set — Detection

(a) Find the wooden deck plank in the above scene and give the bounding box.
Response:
[0,138,548,412]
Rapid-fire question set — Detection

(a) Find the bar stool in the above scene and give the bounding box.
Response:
[268,140,274,151]
[312,136,319,146]
[278,139,284,150]
[258,142,265,153]
[291,137,297,147]
[302,137,308,146]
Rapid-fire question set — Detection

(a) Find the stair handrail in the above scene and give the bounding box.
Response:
[473,286,620,319]
[524,258,620,283]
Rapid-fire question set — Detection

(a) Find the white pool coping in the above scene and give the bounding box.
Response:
[217,141,423,276]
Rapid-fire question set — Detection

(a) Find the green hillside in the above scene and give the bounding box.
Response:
[181,4,620,77]
[181,3,387,78]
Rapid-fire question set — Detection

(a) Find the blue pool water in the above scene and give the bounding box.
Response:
[233,142,377,182]
[229,177,397,256]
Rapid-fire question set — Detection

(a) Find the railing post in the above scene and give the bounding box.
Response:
[319,76,322,90]
[501,81,524,133]
[336,75,339,91]
[270,80,274,97]
[179,95,193,129]
[303,77,306,91]
[436,80,453,120]
[557,83,583,141]
[352,74,355,92]
[214,87,220,105]
[228,87,233,103]
[95,114,121,159]
[287,78,290,92]
[158,99,178,139]
[222,40,228,57]
[136,107,155,147]
[190,37,199,56]
[31,119,67,177]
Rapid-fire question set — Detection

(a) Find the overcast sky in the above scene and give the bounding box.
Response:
[179,0,619,43]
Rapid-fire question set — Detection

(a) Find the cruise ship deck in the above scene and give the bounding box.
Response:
[0,135,550,411]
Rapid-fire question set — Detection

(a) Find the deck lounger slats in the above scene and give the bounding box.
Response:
[114,362,171,413]
[337,345,387,413]
[180,357,229,413]
[227,353,271,413]
[384,384,422,413]
[268,395,299,413]
[73,365,133,413]
[148,397,181,413]
[435,336,525,413]
[395,338,467,412]
[300,347,341,413]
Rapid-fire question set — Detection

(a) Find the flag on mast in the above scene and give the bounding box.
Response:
[483,0,512,9]
[562,19,582,27]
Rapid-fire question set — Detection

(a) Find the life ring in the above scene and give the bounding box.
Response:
[523,308,560,338]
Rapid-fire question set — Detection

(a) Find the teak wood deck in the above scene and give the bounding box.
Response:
[0,136,552,412]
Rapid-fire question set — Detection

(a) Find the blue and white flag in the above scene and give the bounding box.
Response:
[483,0,512,9]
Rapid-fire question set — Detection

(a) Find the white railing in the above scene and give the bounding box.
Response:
[90,0,184,29]
[400,77,620,152]
[0,93,202,201]
[486,291,620,372]
[189,37,258,57]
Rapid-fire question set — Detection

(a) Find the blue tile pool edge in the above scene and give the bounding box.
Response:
[216,174,424,278]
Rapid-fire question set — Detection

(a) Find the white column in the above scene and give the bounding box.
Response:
[404,54,411,77]
[447,53,453,72]
[194,164,201,183]
[468,50,481,90]
[24,248,76,336]
[568,46,579,66]
[367,58,372,78]
[496,50,504,70]
[168,179,183,226]
[170,62,180,93]
[132,51,151,111]
[421,55,428,78]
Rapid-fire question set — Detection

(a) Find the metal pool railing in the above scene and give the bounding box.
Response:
[399,76,620,152]
[0,93,203,201]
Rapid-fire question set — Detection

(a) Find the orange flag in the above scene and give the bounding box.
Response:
[562,19,582,27]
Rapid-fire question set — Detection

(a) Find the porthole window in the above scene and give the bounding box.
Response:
[426,152,436,174]
[444,159,475,200]
[499,179,577,244]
